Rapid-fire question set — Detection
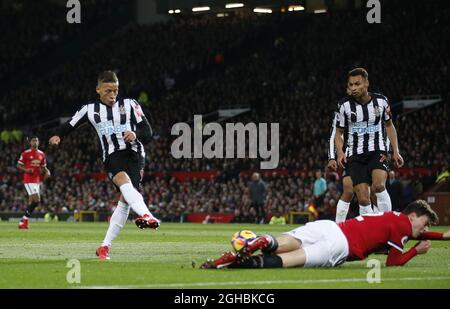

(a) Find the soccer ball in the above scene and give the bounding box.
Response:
[231,230,257,252]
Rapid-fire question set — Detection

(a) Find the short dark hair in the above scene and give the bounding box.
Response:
[403,200,439,225]
[29,136,38,141]
[97,70,118,84]
[348,67,369,80]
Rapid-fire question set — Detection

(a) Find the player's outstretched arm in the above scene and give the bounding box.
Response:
[444,231,450,239]
[50,105,88,147]
[415,231,449,240]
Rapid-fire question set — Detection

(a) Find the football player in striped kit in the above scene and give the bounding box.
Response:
[49,71,159,260]
[335,68,403,216]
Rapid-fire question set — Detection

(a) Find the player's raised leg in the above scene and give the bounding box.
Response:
[112,172,159,229]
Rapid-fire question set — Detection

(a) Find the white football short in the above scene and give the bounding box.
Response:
[24,183,41,196]
[284,220,349,267]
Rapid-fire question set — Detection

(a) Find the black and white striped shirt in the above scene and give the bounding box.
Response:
[335,93,391,158]
[67,97,146,161]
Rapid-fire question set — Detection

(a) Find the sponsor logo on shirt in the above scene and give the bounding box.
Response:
[96,120,127,136]
[351,122,380,134]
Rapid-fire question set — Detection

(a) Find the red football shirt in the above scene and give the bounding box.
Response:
[339,212,414,263]
[18,149,47,183]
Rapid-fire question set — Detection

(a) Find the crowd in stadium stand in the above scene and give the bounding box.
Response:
[0,0,449,222]
[0,0,130,83]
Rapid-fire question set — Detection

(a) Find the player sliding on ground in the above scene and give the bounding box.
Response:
[202,200,450,269]
[49,71,160,260]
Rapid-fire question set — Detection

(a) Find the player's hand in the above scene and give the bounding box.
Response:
[123,131,136,143]
[49,136,61,146]
[26,168,34,174]
[337,152,347,169]
[414,240,431,254]
[442,231,450,240]
[392,152,404,168]
[327,160,338,172]
[41,167,51,180]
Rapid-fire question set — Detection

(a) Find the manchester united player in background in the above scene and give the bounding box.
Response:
[17,136,50,229]
[202,200,450,269]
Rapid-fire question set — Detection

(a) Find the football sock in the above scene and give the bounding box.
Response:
[102,200,130,247]
[262,254,283,268]
[335,200,350,223]
[229,254,283,268]
[262,235,278,253]
[25,201,39,218]
[119,183,152,217]
[372,205,380,213]
[375,190,392,212]
[359,204,374,215]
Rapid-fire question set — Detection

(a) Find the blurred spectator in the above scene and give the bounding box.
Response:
[0,1,448,221]
[138,90,150,108]
[249,172,267,224]
[269,210,286,225]
[313,169,327,208]
[386,171,403,211]
[436,166,450,184]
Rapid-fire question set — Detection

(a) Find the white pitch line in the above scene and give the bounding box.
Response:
[82,276,450,289]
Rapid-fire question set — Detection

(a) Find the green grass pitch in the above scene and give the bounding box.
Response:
[0,221,449,288]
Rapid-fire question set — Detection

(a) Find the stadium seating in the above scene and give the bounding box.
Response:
[0,0,448,220]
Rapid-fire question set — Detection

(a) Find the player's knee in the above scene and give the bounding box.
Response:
[341,191,353,203]
[277,235,301,252]
[372,184,385,193]
[354,190,370,206]
[112,172,131,186]
[358,198,371,206]
[354,186,368,197]
[343,176,353,187]
[343,183,353,194]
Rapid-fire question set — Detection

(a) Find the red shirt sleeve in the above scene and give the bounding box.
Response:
[416,231,443,240]
[18,152,26,165]
[386,247,418,266]
[385,214,415,266]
